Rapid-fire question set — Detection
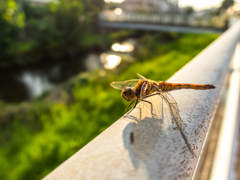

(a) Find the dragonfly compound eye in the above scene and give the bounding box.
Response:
[121,87,135,101]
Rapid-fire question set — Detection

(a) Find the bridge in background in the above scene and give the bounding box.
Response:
[99,21,225,34]
[98,11,227,34]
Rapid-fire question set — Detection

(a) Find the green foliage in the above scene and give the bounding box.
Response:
[21,1,90,63]
[0,0,24,67]
[1,0,25,27]
[110,29,136,39]
[0,0,106,68]
[0,33,218,179]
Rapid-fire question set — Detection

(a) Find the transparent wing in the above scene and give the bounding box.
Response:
[161,91,182,131]
[149,84,182,131]
[137,73,148,80]
[161,91,195,156]
[137,73,162,84]
[110,79,140,90]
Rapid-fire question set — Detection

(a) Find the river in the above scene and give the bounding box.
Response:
[0,39,135,102]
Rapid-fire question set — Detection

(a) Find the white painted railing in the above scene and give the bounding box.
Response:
[210,34,240,180]
[44,21,240,180]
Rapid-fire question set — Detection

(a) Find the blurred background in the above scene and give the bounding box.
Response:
[0,0,239,179]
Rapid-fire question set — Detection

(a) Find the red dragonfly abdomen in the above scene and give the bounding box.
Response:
[160,82,216,91]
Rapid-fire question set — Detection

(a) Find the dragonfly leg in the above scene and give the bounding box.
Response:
[144,93,161,98]
[144,92,176,124]
[124,99,138,117]
[141,99,156,117]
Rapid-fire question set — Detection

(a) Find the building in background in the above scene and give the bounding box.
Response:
[117,0,179,13]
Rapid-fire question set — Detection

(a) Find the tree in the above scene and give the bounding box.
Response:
[0,0,25,68]
[221,0,234,10]
[185,6,194,15]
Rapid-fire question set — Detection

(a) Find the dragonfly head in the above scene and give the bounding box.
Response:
[121,87,136,101]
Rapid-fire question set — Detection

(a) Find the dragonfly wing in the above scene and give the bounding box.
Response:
[160,91,182,131]
[161,91,195,156]
[110,79,140,90]
[137,73,148,80]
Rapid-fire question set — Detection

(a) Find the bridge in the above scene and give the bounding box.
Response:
[98,8,227,34]
[99,21,225,34]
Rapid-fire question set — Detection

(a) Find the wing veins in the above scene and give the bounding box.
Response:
[110,79,140,90]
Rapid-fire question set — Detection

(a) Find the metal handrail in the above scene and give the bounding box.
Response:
[44,21,240,180]
[209,38,240,180]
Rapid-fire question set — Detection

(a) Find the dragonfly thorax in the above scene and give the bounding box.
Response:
[121,87,136,101]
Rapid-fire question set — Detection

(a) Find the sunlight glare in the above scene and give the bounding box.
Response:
[100,53,121,69]
[111,42,134,52]
[114,8,123,15]
[233,4,240,11]
[179,0,222,10]
[104,0,125,3]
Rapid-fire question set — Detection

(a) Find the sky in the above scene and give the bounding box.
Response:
[179,0,240,10]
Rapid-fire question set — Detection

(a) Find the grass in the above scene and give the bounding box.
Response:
[0,33,218,180]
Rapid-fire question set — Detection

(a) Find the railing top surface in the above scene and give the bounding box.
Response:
[44,21,240,180]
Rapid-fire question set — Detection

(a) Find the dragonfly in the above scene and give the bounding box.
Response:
[110,73,216,156]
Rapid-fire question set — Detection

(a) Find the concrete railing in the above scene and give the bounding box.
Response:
[44,21,240,180]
